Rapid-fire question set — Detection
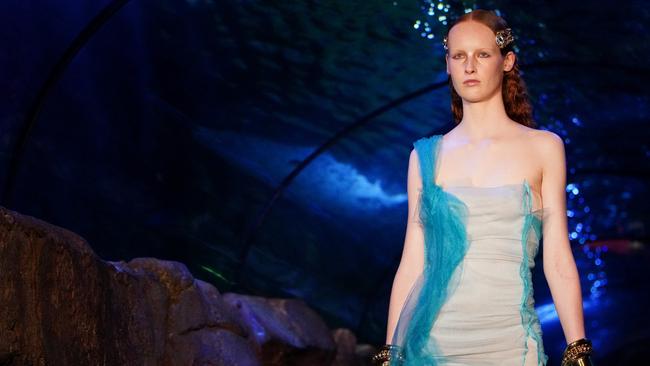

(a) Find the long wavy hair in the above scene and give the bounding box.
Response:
[446,9,536,127]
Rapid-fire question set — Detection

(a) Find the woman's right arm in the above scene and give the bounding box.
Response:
[385,148,426,344]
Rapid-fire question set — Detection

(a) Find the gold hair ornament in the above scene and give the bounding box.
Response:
[443,27,515,50]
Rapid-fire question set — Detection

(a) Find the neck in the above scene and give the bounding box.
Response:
[457,89,514,141]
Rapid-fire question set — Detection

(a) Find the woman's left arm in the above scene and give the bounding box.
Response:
[538,131,586,344]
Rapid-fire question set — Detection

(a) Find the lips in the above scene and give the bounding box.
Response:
[463,79,480,85]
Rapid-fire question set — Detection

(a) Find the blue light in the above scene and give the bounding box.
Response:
[571,117,582,126]
[537,298,601,325]
[535,302,558,324]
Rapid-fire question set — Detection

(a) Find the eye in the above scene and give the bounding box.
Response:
[480,52,490,57]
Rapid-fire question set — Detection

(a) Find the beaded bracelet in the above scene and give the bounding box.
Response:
[561,338,594,366]
[371,344,405,366]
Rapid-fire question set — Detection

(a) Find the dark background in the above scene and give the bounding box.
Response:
[2,0,649,362]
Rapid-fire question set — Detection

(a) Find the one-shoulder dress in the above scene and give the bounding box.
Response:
[390,135,548,365]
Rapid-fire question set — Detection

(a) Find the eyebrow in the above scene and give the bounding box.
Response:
[450,48,493,52]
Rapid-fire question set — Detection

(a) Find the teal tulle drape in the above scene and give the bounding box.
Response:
[520,180,549,365]
[389,135,470,365]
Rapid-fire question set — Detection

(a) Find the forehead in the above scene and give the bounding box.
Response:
[447,21,497,50]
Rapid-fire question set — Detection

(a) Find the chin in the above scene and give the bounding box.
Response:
[460,96,485,103]
[455,91,484,102]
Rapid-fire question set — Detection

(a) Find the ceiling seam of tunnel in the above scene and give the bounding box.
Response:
[1,0,132,206]
[236,80,448,307]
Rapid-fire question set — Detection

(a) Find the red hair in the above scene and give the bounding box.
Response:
[446,9,536,127]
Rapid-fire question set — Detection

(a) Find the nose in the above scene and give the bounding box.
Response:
[464,58,476,74]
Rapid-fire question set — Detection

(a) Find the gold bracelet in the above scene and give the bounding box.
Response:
[372,344,405,365]
[561,338,594,366]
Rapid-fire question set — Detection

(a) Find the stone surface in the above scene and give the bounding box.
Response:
[222,293,337,364]
[331,328,357,366]
[0,206,368,365]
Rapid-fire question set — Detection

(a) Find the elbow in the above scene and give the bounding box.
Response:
[543,241,580,280]
[543,256,580,282]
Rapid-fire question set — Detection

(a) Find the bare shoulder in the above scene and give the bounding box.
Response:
[409,147,418,159]
[409,147,420,166]
[526,129,565,156]
[522,129,566,179]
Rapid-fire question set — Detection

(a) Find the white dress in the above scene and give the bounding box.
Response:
[390,135,548,365]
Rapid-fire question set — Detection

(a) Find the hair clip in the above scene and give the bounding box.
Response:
[495,28,515,49]
[442,27,515,50]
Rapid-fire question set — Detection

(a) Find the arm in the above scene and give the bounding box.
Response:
[539,131,586,344]
[385,148,425,343]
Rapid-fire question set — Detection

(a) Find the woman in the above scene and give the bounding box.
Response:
[372,9,594,366]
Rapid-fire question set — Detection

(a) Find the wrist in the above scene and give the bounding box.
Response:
[561,337,595,366]
[565,333,587,344]
[372,344,405,365]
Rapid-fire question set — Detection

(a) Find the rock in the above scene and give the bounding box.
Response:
[331,328,357,366]
[355,344,377,366]
[0,206,254,365]
[0,206,362,366]
[165,327,260,366]
[0,205,149,365]
[222,293,337,365]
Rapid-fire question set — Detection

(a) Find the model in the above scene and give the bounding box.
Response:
[372,9,594,366]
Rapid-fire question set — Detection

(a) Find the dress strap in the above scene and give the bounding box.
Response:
[412,134,442,188]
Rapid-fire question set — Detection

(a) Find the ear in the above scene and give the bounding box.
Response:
[503,51,515,72]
